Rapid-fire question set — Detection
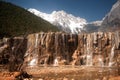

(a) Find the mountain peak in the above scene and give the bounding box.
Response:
[28,8,87,33]
[52,10,66,14]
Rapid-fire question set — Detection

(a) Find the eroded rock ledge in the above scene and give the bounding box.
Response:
[0,32,120,72]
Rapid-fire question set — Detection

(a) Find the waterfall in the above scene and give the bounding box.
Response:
[62,34,65,48]
[93,32,97,45]
[40,32,44,46]
[28,33,39,66]
[35,33,39,48]
[55,33,59,57]
[53,58,59,66]
[86,34,93,66]
[109,45,115,67]
[98,58,104,66]
[29,58,37,66]
[62,34,66,59]
[98,55,104,67]
[115,31,120,49]
[65,34,70,63]
[21,32,119,67]
[86,54,93,66]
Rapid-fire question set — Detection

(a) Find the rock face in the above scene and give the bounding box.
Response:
[24,32,78,65]
[0,37,27,71]
[101,0,120,31]
[0,32,120,72]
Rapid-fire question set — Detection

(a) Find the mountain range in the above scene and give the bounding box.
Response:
[28,8,87,33]
[0,0,120,38]
[28,8,105,33]
[28,0,120,33]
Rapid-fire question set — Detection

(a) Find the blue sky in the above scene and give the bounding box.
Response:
[5,0,117,22]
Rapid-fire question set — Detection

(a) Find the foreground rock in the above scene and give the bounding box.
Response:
[0,72,20,80]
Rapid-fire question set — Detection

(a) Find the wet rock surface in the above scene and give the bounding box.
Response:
[0,31,120,79]
[24,32,120,67]
[0,37,27,71]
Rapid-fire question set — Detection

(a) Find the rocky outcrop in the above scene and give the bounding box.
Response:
[22,31,120,70]
[101,0,120,31]
[24,32,78,65]
[0,37,27,71]
[0,32,120,72]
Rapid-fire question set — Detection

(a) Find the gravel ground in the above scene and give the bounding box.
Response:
[0,66,119,80]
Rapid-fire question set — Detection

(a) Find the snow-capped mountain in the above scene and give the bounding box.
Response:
[28,8,87,33]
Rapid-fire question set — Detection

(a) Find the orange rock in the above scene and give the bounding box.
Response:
[0,77,15,80]
[109,76,120,80]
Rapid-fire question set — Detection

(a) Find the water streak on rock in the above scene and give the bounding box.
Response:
[0,32,120,71]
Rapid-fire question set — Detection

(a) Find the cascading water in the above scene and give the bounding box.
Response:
[93,32,97,45]
[115,31,120,49]
[97,55,104,67]
[86,34,93,66]
[35,33,39,48]
[1,29,120,80]
[40,32,45,46]
[53,58,59,66]
[29,58,38,66]
[28,33,39,66]
[109,44,115,67]
[1,32,119,79]
[62,34,67,61]
[98,58,104,67]
[98,32,104,67]
[24,32,119,68]
[54,33,59,61]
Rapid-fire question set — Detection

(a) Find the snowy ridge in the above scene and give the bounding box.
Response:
[111,0,120,11]
[28,8,87,33]
[102,0,120,30]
